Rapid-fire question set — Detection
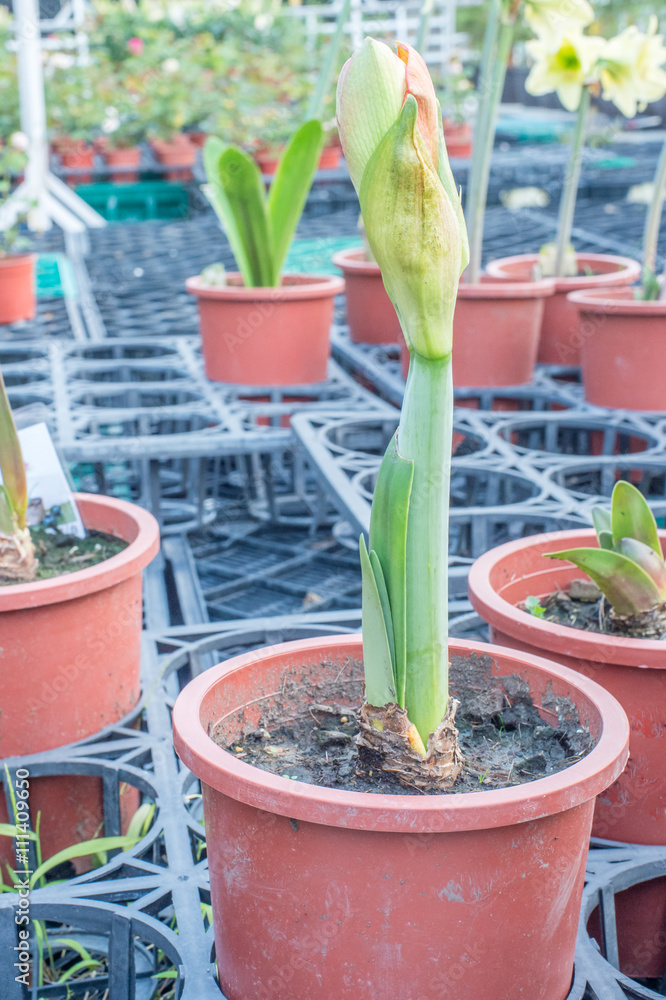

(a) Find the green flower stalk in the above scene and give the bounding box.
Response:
[337,38,468,789]
[0,368,37,583]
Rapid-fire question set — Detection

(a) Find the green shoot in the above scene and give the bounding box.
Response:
[546,481,666,616]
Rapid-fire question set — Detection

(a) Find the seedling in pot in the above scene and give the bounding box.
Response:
[0,367,37,582]
[337,39,468,790]
[546,481,666,619]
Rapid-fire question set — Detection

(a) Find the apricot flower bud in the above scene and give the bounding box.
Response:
[336,38,468,359]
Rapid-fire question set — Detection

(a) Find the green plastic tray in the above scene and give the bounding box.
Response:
[74,181,190,222]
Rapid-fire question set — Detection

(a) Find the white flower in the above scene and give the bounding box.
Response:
[101,118,120,134]
[162,57,180,75]
[254,13,273,30]
[48,52,75,71]
[600,17,666,118]
[525,31,605,111]
[523,0,594,41]
[9,131,29,152]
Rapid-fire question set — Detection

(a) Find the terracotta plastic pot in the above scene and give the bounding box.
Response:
[186,272,344,385]
[60,145,95,185]
[173,634,628,1000]
[332,249,402,344]
[485,254,641,365]
[0,493,159,867]
[318,144,342,170]
[443,119,472,158]
[468,530,666,979]
[102,145,142,184]
[567,287,666,411]
[401,277,555,384]
[187,130,209,148]
[254,148,281,175]
[0,254,36,324]
[151,135,196,181]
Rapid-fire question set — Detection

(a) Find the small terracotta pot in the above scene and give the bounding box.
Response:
[568,287,666,411]
[443,119,472,157]
[0,494,159,868]
[485,253,641,365]
[332,249,402,344]
[102,145,142,184]
[401,277,555,384]
[173,634,628,1000]
[254,148,281,175]
[0,254,36,324]
[318,144,342,170]
[60,144,95,185]
[468,530,666,978]
[186,272,344,385]
[186,130,209,148]
[151,135,196,181]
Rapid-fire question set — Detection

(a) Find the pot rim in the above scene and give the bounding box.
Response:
[0,492,160,612]
[332,248,378,275]
[468,528,666,667]
[172,634,629,833]
[186,272,345,301]
[0,253,37,269]
[485,252,641,291]
[458,277,555,299]
[567,286,666,315]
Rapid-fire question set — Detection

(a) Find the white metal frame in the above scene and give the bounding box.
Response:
[0,0,104,234]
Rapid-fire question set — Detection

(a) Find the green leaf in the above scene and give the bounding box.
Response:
[359,536,396,707]
[49,938,102,981]
[0,369,27,529]
[611,481,661,556]
[30,834,138,888]
[203,137,274,288]
[268,120,324,280]
[125,802,155,841]
[306,0,352,120]
[545,546,663,615]
[369,432,414,706]
[436,101,469,276]
[616,537,666,595]
[598,530,614,550]
[0,823,38,842]
[591,504,612,542]
[0,487,14,534]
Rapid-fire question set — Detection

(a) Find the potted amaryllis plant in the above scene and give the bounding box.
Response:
[0,137,36,326]
[468,481,666,979]
[186,122,344,384]
[486,18,666,363]
[173,39,628,1000]
[568,123,666,408]
[0,370,160,865]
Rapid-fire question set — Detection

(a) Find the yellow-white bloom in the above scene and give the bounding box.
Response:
[600,17,666,118]
[525,31,605,111]
[523,0,594,41]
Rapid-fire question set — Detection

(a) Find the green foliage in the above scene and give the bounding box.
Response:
[546,481,666,616]
[524,595,546,618]
[203,120,324,287]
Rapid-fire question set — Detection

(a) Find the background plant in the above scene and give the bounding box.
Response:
[0,367,37,583]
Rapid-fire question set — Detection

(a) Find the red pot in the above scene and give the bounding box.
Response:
[186,272,344,385]
[443,119,472,158]
[318,144,342,170]
[102,145,142,184]
[0,254,36,324]
[0,494,159,866]
[187,130,209,148]
[151,135,196,181]
[60,145,95,185]
[254,148,281,175]
[173,634,628,1000]
[568,287,666,410]
[468,530,666,979]
[332,249,402,344]
[400,277,555,384]
[485,254,641,365]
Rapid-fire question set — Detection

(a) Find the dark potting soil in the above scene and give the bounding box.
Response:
[0,526,128,585]
[222,652,595,796]
[524,580,666,641]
